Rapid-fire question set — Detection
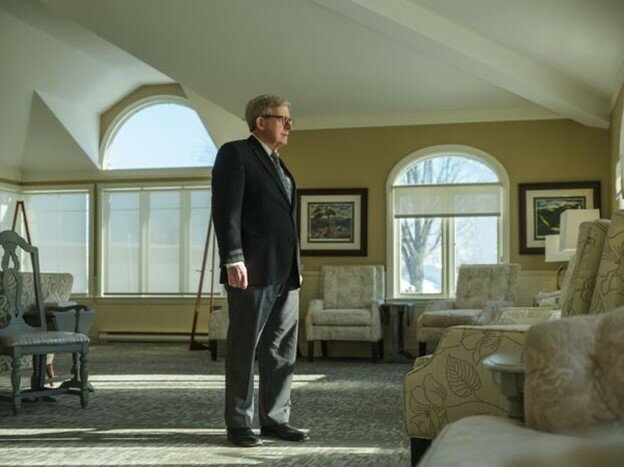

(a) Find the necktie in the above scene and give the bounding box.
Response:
[270,152,292,200]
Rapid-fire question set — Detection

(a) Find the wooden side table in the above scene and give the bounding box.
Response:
[483,352,525,420]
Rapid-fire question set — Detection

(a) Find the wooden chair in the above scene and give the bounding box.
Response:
[0,230,90,415]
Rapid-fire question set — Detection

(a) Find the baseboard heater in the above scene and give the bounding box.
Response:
[99,332,212,343]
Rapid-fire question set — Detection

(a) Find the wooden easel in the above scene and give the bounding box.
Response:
[189,216,219,351]
[11,201,32,244]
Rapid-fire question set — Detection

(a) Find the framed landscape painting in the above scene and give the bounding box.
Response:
[519,181,601,254]
[297,188,368,256]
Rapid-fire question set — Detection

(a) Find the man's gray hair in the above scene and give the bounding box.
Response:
[245,94,291,132]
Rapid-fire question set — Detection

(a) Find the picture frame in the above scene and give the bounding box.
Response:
[297,188,368,256]
[519,181,601,254]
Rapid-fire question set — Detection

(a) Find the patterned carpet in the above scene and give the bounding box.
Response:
[0,343,410,466]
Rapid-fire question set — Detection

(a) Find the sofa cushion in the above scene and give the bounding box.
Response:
[420,415,623,467]
[590,213,624,314]
[559,219,609,316]
[524,309,624,433]
[310,308,371,326]
[420,309,481,327]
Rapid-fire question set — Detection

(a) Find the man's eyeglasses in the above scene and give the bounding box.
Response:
[262,115,294,127]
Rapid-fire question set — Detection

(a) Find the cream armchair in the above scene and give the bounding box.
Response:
[417,263,521,356]
[306,265,384,363]
[405,215,618,463]
[419,308,624,467]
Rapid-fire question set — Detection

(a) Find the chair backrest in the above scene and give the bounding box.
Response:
[0,272,74,328]
[321,265,384,309]
[0,230,47,336]
[524,307,624,434]
[454,263,520,309]
[590,211,624,314]
[559,219,610,316]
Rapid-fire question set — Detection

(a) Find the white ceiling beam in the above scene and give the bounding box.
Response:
[313,0,609,128]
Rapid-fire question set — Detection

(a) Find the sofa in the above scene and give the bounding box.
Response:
[418,308,624,467]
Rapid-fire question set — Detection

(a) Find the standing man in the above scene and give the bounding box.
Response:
[212,94,309,447]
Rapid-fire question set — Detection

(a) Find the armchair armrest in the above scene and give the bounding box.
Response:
[404,324,529,439]
[476,300,516,325]
[424,300,455,312]
[45,303,95,334]
[490,307,560,325]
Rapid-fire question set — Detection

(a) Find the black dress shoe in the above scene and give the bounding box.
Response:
[260,423,310,442]
[227,428,263,447]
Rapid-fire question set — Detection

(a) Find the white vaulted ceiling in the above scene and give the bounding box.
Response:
[1,0,623,179]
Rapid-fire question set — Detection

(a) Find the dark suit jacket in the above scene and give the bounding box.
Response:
[211,135,301,287]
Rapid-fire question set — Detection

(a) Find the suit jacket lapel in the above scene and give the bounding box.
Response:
[248,136,292,205]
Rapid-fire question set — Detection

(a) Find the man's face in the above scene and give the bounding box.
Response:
[254,105,293,151]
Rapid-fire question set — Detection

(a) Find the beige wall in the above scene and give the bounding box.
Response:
[283,119,611,275]
[60,117,611,356]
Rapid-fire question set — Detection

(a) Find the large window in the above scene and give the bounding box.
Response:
[100,185,220,296]
[388,146,509,298]
[6,188,91,294]
[102,97,218,170]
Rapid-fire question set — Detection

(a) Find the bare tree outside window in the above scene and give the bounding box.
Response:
[397,156,499,294]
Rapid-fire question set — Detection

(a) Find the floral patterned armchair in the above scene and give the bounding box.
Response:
[416,263,521,356]
[306,265,384,362]
[405,215,623,463]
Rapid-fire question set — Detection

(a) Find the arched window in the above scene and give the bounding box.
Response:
[102,96,217,170]
[386,145,510,298]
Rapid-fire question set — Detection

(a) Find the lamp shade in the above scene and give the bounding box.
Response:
[559,209,600,251]
[545,234,573,262]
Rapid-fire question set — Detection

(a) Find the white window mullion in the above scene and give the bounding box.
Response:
[180,190,191,293]
[139,191,150,294]
[101,191,111,295]
[447,218,456,296]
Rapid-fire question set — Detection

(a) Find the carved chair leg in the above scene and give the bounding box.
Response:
[209,340,218,361]
[411,437,431,466]
[307,341,314,362]
[80,350,89,409]
[321,340,328,358]
[11,357,21,415]
[418,342,427,357]
[71,352,79,381]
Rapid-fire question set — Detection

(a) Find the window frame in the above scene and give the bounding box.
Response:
[99,95,215,171]
[386,145,510,299]
[15,184,94,296]
[98,181,221,298]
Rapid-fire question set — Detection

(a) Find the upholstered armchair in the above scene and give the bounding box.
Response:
[416,263,521,355]
[418,308,624,467]
[306,265,384,363]
[404,215,622,463]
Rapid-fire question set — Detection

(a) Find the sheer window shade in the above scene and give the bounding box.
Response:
[393,184,502,218]
[101,186,220,296]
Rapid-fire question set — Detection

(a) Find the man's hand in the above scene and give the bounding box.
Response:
[227,263,248,289]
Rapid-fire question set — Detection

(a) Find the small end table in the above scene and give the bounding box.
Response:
[483,352,525,420]
[379,301,416,362]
